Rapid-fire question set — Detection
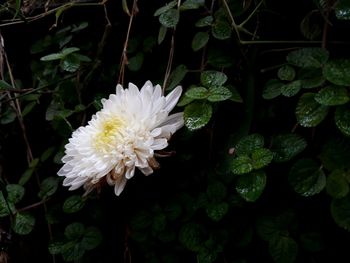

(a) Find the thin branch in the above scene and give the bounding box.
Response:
[118,0,138,86]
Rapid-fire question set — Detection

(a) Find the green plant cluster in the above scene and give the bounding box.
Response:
[1,0,350,262]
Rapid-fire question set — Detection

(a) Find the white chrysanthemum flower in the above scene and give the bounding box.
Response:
[58,81,183,196]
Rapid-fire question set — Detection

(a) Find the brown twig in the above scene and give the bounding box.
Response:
[118,0,138,86]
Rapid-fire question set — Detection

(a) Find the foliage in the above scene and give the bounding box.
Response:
[1,0,350,262]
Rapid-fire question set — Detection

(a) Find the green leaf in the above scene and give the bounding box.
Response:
[315,86,349,106]
[159,9,179,28]
[192,31,209,51]
[295,93,329,127]
[335,105,350,136]
[0,107,17,124]
[179,223,205,252]
[81,227,103,250]
[262,79,282,100]
[269,235,298,263]
[177,94,194,106]
[60,47,80,56]
[61,241,85,262]
[231,155,253,175]
[205,202,229,221]
[323,59,350,86]
[195,16,213,27]
[278,65,296,81]
[185,87,209,99]
[0,80,13,89]
[300,11,322,40]
[38,177,59,200]
[184,102,212,130]
[207,86,232,102]
[48,241,65,255]
[271,134,307,162]
[251,148,273,169]
[164,203,182,220]
[286,47,329,68]
[200,70,227,87]
[65,222,85,240]
[6,184,25,204]
[158,25,168,44]
[335,0,350,20]
[331,194,350,230]
[40,53,63,61]
[288,158,326,197]
[236,171,266,202]
[127,52,144,71]
[167,64,188,91]
[326,170,349,199]
[211,20,232,40]
[22,101,37,117]
[12,212,35,235]
[281,80,302,97]
[152,213,166,233]
[299,68,325,89]
[131,210,153,230]
[229,86,243,103]
[61,54,81,72]
[63,195,85,213]
[0,193,15,217]
[154,1,177,16]
[181,0,205,10]
[235,133,265,156]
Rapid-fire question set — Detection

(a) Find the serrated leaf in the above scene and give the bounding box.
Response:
[185,87,209,99]
[298,68,325,89]
[63,195,85,213]
[38,177,59,200]
[235,133,265,156]
[335,0,350,20]
[295,93,329,127]
[236,171,266,202]
[167,64,188,90]
[331,194,350,230]
[286,47,329,68]
[65,222,85,240]
[212,20,232,40]
[335,105,350,136]
[154,1,177,16]
[159,9,179,28]
[12,212,35,235]
[6,184,25,204]
[251,148,273,169]
[278,65,296,81]
[269,235,298,263]
[281,80,302,97]
[200,70,227,87]
[271,134,307,162]
[262,79,282,100]
[81,227,102,250]
[179,223,205,252]
[207,86,232,102]
[323,59,350,86]
[231,155,253,175]
[315,86,349,106]
[195,16,213,27]
[205,202,229,221]
[288,158,326,197]
[192,31,209,51]
[326,170,349,199]
[184,102,212,130]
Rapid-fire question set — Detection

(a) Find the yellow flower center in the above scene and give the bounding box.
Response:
[94,118,124,152]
